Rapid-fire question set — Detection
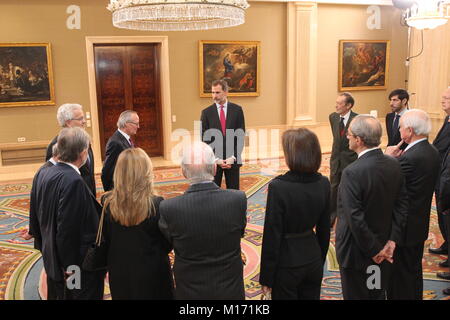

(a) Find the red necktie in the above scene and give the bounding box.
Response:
[129,138,135,147]
[220,105,226,136]
[339,117,345,137]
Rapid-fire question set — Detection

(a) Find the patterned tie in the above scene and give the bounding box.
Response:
[220,105,226,136]
[339,117,345,137]
[393,114,400,133]
[129,137,135,148]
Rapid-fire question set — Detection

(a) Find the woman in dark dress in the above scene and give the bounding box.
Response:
[102,148,174,300]
[259,128,330,300]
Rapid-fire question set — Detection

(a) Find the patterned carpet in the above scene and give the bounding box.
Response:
[0,155,449,300]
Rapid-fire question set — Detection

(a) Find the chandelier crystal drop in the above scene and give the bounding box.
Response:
[107,0,250,31]
[405,0,450,30]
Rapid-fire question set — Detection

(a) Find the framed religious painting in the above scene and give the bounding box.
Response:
[338,40,390,91]
[0,43,55,107]
[199,40,260,97]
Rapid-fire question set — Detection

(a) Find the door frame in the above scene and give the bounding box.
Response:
[85,36,172,172]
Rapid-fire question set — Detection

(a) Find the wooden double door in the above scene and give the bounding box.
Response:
[94,43,163,160]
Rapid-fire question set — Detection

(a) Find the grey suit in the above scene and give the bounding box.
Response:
[159,182,247,300]
[329,111,358,224]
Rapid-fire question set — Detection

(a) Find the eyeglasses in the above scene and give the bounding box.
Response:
[127,121,140,127]
[71,117,85,121]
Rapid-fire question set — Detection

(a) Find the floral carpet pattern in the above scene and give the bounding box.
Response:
[0,155,449,300]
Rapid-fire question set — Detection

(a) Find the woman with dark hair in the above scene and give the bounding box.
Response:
[102,148,174,299]
[259,128,330,300]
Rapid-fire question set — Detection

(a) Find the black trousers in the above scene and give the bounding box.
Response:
[436,193,448,247]
[340,261,392,300]
[387,243,424,300]
[271,259,323,300]
[329,169,342,226]
[46,276,65,300]
[214,165,240,190]
[48,270,105,300]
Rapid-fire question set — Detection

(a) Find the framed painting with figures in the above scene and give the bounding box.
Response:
[0,43,55,107]
[338,40,390,91]
[199,40,260,97]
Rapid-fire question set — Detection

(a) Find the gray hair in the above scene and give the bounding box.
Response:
[401,109,431,136]
[349,115,382,148]
[56,127,90,163]
[181,142,216,184]
[117,110,137,129]
[56,103,83,127]
[51,143,59,158]
[212,79,229,92]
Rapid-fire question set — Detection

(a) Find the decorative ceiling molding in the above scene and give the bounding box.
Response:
[249,0,394,6]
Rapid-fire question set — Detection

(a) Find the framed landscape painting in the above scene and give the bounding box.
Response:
[0,43,55,107]
[338,40,390,91]
[199,40,260,97]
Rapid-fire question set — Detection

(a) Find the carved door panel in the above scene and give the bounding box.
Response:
[94,44,163,160]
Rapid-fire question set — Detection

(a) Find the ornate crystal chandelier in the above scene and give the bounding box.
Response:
[405,0,450,29]
[107,0,250,31]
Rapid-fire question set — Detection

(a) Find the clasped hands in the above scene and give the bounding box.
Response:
[372,240,396,264]
[216,157,235,169]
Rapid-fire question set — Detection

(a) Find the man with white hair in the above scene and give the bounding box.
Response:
[101,110,139,191]
[158,142,247,299]
[385,109,440,300]
[46,103,96,196]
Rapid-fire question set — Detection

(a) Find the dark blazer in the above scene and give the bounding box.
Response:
[397,140,440,246]
[101,130,132,191]
[103,196,174,300]
[336,149,409,270]
[201,102,245,165]
[433,116,450,164]
[438,147,450,212]
[29,160,55,251]
[329,111,358,177]
[46,136,96,196]
[36,163,102,281]
[386,112,403,146]
[159,182,247,300]
[259,171,330,287]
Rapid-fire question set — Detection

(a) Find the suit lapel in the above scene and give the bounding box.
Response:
[226,104,235,130]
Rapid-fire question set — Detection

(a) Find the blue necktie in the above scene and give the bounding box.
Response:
[393,114,400,133]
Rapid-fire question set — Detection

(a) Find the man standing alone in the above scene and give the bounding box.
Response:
[201,80,245,190]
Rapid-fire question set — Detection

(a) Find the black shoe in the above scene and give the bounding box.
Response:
[429,246,448,255]
[443,288,450,295]
[439,260,449,268]
[437,272,450,280]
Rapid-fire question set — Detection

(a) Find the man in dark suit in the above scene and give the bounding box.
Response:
[101,110,139,191]
[159,142,247,299]
[201,79,245,190]
[438,147,450,292]
[24,144,60,299]
[336,115,408,300]
[386,89,409,147]
[329,92,358,227]
[46,103,96,196]
[385,109,440,300]
[430,87,450,256]
[37,127,104,300]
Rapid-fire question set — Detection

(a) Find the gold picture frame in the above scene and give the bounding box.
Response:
[338,40,390,91]
[199,40,260,97]
[0,43,55,107]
